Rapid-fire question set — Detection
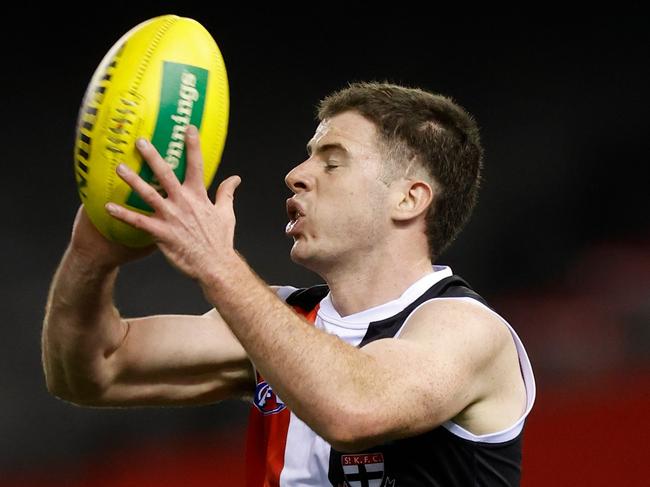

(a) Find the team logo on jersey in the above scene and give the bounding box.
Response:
[253,379,286,415]
[341,453,384,487]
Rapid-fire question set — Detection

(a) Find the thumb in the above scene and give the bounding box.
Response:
[214,175,242,207]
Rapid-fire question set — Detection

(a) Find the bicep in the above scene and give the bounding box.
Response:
[98,308,254,406]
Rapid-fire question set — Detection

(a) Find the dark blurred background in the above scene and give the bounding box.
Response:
[1,11,648,486]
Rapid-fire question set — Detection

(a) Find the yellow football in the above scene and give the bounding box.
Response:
[73,15,229,247]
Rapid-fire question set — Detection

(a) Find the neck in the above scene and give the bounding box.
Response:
[322,251,434,317]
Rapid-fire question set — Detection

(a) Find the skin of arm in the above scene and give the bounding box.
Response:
[42,207,254,407]
[105,128,519,450]
[201,260,512,451]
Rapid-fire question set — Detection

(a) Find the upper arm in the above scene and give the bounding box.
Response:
[356,298,513,443]
[93,307,254,406]
[89,286,289,407]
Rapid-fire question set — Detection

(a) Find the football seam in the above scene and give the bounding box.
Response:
[132,16,178,91]
[108,16,179,240]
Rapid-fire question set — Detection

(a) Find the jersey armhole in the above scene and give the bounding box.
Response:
[396,296,536,444]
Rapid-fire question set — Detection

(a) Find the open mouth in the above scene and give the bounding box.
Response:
[286,199,306,235]
[285,211,305,235]
[288,208,304,223]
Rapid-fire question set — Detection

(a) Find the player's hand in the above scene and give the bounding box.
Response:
[70,205,156,269]
[104,125,241,282]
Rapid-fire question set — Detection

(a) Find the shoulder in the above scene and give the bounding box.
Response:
[358,296,522,435]
[398,297,514,366]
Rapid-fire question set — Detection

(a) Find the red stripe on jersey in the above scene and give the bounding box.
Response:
[245,303,320,487]
[245,399,290,487]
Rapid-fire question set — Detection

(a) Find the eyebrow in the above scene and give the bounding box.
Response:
[306,142,350,157]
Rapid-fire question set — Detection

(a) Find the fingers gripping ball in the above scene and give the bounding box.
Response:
[73,15,229,247]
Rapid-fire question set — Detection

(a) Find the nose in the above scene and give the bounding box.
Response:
[285,159,312,193]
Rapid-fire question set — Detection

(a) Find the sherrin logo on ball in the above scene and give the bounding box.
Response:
[74,14,229,247]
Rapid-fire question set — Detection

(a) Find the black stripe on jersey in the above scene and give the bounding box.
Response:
[329,427,523,487]
[286,284,329,309]
[359,275,488,347]
[284,276,488,346]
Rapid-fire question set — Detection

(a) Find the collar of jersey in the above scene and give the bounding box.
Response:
[317,265,453,328]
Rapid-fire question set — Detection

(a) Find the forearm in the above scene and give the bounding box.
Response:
[42,246,126,400]
[201,255,378,444]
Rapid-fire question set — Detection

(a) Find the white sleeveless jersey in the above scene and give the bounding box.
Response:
[245,266,536,487]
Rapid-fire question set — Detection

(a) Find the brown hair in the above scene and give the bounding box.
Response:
[318,81,484,258]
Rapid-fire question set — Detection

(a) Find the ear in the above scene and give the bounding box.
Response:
[391,179,434,222]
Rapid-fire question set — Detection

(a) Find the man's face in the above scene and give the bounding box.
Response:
[285,111,394,272]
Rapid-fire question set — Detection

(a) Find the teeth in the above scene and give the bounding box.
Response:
[286,220,296,233]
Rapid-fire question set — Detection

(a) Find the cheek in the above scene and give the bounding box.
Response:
[339,188,389,231]
[314,177,390,236]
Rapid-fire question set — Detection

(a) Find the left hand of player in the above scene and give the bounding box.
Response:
[105,125,241,282]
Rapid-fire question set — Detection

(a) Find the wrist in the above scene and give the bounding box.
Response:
[66,244,120,277]
[48,246,119,315]
[198,250,247,300]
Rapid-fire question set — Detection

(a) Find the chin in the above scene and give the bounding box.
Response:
[291,245,340,278]
[289,240,322,272]
[289,241,310,264]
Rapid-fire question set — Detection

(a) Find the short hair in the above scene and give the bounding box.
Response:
[318,81,484,258]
